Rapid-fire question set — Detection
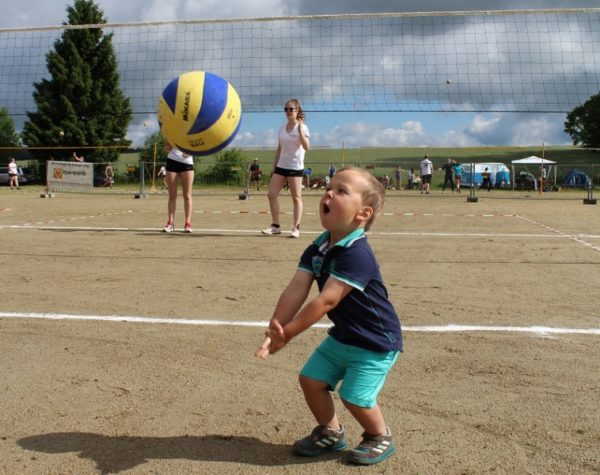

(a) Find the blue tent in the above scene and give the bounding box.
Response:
[562,168,590,188]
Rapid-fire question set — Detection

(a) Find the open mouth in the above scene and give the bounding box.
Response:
[322,203,331,214]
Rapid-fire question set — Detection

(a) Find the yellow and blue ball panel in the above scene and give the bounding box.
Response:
[158,71,242,156]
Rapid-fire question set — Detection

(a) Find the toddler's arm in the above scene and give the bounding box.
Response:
[255,270,313,358]
[281,277,352,342]
[257,276,353,358]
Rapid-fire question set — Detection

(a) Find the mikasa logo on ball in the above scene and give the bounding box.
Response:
[182,91,191,121]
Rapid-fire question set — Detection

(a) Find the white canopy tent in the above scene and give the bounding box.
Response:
[511,156,557,189]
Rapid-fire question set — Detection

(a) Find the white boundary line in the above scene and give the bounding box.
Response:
[2,224,599,239]
[514,214,600,253]
[1,312,598,336]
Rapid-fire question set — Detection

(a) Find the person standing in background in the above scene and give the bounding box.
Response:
[262,98,310,239]
[394,165,403,190]
[407,167,415,190]
[104,161,114,188]
[480,167,492,192]
[157,164,168,190]
[8,158,19,190]
[453,162,464,193]
[250,158,262,191]
[420,155,433,194]
[329,162,336,179]
[440,158,455,193]
[162,141,195,233]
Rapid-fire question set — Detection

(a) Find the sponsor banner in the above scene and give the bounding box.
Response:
[47,161,93,187]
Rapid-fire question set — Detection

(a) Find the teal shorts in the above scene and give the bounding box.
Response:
[300,336,399,408]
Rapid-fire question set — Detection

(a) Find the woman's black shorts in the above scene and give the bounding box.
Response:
[273,167,303,178]
[166,158,194,173]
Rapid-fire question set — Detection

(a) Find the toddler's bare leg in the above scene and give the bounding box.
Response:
[342,399,387,436]
[299,375,340,430]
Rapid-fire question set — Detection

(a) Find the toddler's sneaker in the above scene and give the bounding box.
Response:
[293,425,347,457]
[290,226,300,238]
[163,221,174,233]
[184,222,193,233]
[347,429,396,465]
[261,224,281,235]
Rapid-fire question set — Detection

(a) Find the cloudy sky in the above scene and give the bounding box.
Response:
[2,0,600,148]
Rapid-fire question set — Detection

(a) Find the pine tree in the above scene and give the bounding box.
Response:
[22,0,132,162]
[0,107,21,163]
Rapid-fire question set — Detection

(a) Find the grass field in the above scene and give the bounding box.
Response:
[0,187,599,474]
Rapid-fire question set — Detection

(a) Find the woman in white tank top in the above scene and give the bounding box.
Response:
[262,99,310,238]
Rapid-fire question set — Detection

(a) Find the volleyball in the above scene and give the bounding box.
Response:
[157,71,242,156]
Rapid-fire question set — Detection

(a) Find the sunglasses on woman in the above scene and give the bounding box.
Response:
[283,107,297,112]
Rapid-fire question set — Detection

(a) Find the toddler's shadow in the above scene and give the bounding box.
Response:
[18,432,343,474]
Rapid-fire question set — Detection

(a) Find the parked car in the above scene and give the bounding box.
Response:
[20,167,40,184]
[0,166,28,185]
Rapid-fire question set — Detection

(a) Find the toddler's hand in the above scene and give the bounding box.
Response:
[266,320,287,354]
[255,320,288,358]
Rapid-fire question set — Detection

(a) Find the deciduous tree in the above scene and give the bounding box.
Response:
[564,92,600,148]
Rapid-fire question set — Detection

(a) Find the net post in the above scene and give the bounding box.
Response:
[239,157,250,200]
[583,163,596,205]
[467,162,478,202]
[134,159,148,199]
[149,142,157,193]
[39,159,55,198]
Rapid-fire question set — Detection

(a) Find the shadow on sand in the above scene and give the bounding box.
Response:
[18,432,343,474]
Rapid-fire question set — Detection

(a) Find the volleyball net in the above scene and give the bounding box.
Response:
[1,8,600,119]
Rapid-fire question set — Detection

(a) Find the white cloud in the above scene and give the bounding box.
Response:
[468,115,501,135]
[231,127,278,148]
[464,113,570,146]
[508,115,570,146]
[225,111,571,149]
[313,119,473,148]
